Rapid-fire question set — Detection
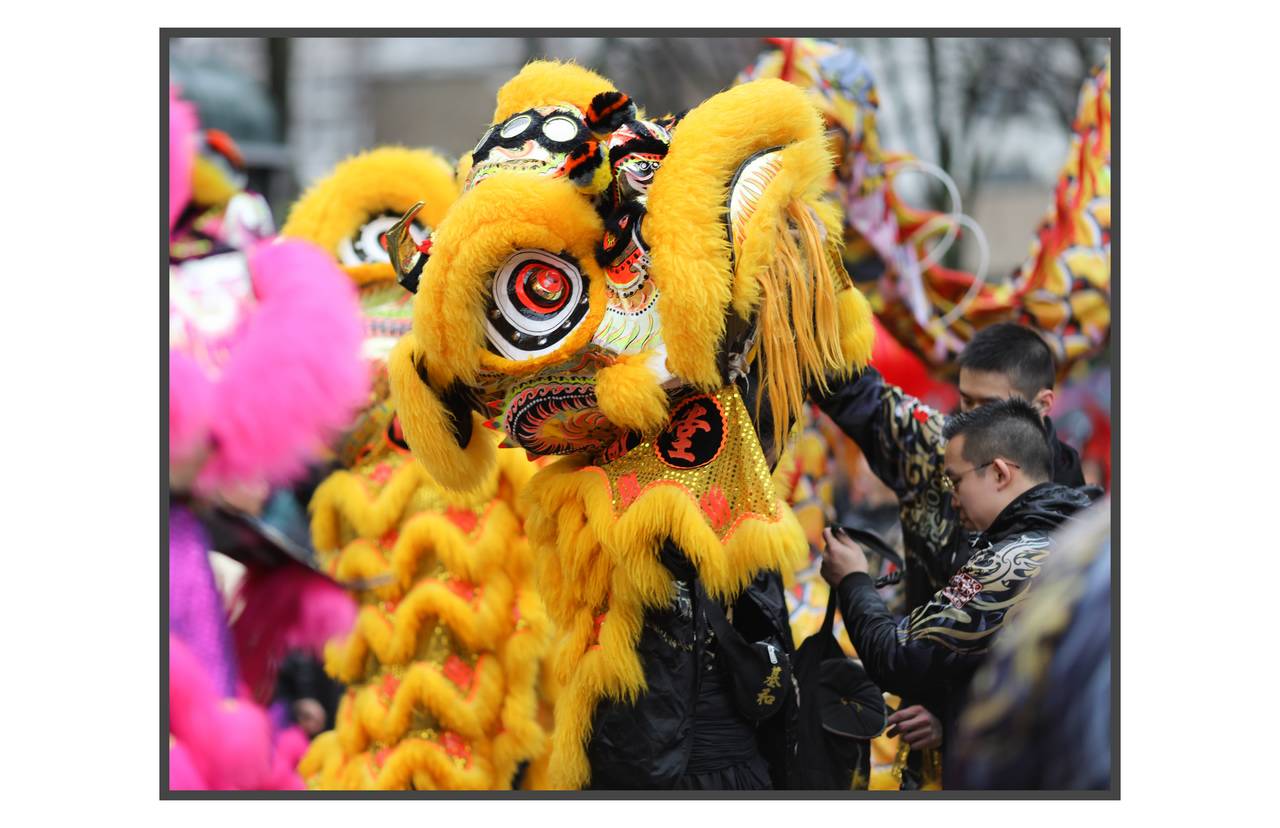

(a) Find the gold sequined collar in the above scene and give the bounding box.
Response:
[582,384,781,538]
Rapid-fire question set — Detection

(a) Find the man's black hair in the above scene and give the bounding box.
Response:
[958,323,1057,398]
[942,398,1052,482]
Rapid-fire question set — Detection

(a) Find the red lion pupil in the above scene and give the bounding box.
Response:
[532,267,564,299]
[511,261,572,317]
[518,263,567,308]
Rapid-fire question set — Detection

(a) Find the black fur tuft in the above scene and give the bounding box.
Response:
[586,91,637,134]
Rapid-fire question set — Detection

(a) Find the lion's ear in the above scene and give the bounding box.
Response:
[645,79,875,449]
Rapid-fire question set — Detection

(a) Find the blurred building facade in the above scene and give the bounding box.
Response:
[168,35,1108,276]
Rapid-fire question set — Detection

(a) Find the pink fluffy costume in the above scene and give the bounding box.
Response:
[167,86,367,790]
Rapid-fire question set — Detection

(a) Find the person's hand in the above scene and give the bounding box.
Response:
[886,704,942,750]
[820,527,869,586]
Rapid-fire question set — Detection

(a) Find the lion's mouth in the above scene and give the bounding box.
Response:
[504,381,619,456]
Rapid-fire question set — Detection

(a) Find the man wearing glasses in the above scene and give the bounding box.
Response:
[812,322,1088,609]
[808,323,1097,767]
[819,398,1092,788]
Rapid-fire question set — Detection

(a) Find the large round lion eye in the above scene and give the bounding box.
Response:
[484,250,591,360]
[513,262,569,315]
[337,212,427,266]
[500,114,533,139]
[542,115,580,143]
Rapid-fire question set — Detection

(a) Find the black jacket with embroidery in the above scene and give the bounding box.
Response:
[584,540,798,790]
[812,366,1086,606]
[834,482,1093,787]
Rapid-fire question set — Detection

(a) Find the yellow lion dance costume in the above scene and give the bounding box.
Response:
[384,61,877,790]
[282,147,553,790]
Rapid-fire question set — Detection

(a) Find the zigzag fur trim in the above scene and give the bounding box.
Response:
[308,499,550,788]
[302,731,497,790]
[335,654,506,751]
[326,567,516,680]
[305,432,551,789]
[313,474,519,588]
[310,461,436,550]
[490,586,555,785]
[326,539,401,603]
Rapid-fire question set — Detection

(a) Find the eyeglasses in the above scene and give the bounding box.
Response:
[940,460,1020,492]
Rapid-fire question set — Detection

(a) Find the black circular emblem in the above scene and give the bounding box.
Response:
[655,394,726,470]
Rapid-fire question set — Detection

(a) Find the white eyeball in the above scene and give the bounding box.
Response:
[484,250,591,360]
[337,213,427,266]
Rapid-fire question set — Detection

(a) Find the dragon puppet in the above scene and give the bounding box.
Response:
[738,38,1111,371]
[280,146,554,790]
[737,38,1111,790]
[381,60,878,789]
[168,86,368,790]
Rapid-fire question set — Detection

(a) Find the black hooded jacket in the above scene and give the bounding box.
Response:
[834,482,1094,788]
